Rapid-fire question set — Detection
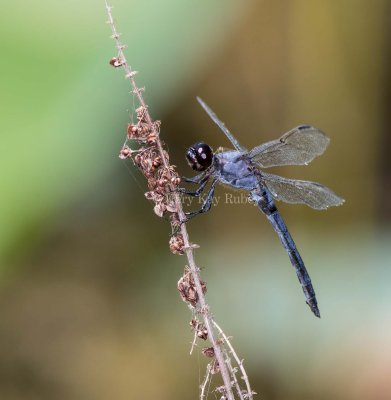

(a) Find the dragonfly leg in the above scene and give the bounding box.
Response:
[178,176,209,197]
[185,179,218,221]
[181,172,207,184]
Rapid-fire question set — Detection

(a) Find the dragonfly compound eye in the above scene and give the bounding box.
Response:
[186,142,213,171]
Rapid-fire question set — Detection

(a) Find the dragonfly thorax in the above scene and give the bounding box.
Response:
[186,142,213,171]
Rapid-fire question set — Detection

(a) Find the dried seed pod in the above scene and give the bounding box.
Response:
[161,149,170,162]
[210,360,220,375]
[202,347,215,358]
[147,177,158,191]
[153,120,161,131]
[177,270,207,304]
[144,191,155,201]
[154,185,166,196]
[197,327,208,340]
[144,191,165,207]
[136,106,147,123]
[165,202,177,213]
[147,132,157,145]
[171,176,181,186]
[177,272,196,304]
[216,337,225,345]
[109,57,123,68]
[140,157,153,174]
[190,319,208,340]
[190,319,198,329]
[133,153,142,167]
[136,122,149,137]
[127,124,139,139]
[200,278,207,295]
[157,177,168,187]
[177,278,188,300]
[152,156,162,168]
[170,234,185,255]
[154,203,166,218]
[170,212,181,228]
[119,146,132,159]
[215,386,226,395]
[187,287,197,304]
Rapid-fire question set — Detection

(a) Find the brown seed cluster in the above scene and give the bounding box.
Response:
[190,319,208,340]
[177,270,207,307]
[119,106,183,252]
[126,107,162,144]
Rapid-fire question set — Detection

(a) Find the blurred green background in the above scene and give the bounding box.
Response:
[1,0,391,399]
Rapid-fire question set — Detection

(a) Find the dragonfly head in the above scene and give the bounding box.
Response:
[186,142,213,171]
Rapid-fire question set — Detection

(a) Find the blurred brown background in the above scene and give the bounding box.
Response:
[1,0,390,399]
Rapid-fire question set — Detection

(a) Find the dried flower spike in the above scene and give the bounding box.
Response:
[105,3,253,398]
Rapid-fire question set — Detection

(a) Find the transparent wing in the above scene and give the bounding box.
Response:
[249,125,330,167]
[262,172,344,210]
[197,97,246,152]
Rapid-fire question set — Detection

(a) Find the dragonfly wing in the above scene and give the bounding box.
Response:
[261,172,344,210]
[196,97,246,152]
[249,125,330,167]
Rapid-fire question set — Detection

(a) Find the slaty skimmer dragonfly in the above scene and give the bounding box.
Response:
[181,97,344,317]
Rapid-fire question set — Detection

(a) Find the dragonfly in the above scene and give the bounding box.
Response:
[181,97,344,318]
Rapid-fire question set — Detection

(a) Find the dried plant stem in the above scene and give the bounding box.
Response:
[190,325,198,355]
[225,355,245,400]
[200,362,212,400]
[213,321,255,400]
[183,263,235,400]
[105,3,255,399]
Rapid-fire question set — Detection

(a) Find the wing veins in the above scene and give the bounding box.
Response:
[250,125,330,167]
[261,172,344,210]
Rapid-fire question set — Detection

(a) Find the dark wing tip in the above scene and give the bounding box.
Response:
[297,124,312,130]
